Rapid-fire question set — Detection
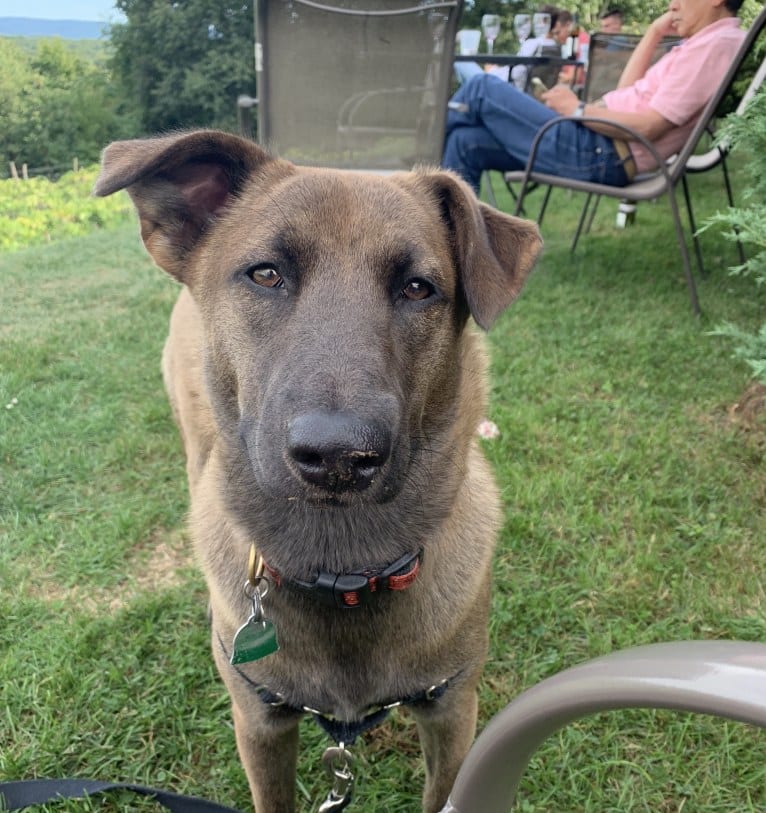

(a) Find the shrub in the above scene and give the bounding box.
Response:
[705,87,766,386]
[0,166,133,251]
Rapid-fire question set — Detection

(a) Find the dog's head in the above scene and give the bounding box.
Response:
[96,130,540,569]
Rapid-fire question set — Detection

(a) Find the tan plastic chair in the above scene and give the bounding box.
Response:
[504,7,766,314]
[441,641,766,812]
[238,0,463,171]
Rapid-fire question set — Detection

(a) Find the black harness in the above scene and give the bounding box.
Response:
[218,632,453,745]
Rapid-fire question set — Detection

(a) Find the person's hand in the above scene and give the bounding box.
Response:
[541,84,580,116]
[650,11,677,38]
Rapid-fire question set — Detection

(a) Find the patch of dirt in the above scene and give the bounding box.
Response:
[32,528,196,615]
[727,382,766,432]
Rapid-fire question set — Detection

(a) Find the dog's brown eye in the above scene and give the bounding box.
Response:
[247,266,284,289]
[402,279,434,301]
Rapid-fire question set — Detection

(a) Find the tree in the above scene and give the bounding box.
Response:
[0,37,135,175]
[109,0,255,134]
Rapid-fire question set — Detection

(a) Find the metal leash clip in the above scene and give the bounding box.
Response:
[318,744,355,812]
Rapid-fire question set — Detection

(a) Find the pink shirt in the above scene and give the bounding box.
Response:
[602,17,745,174]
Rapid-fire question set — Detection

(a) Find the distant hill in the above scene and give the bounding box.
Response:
[0,17,111,39]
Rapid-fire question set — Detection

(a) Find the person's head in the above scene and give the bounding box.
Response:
[534,4,559,36]
[598,7,624,33]
[667,0,743,38]
[550,9,573,44]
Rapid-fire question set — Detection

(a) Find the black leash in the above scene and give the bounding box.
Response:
[0,778,242,812]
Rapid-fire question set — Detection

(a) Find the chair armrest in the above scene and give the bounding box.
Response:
[442,641,766,813]
[512,113,672,210]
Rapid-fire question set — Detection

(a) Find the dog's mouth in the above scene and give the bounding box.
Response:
[288,470,397,508]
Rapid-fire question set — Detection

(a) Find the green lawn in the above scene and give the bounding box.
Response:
[1,162,765,812]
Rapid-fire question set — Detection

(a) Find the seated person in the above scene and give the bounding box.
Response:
[442,0,745,194]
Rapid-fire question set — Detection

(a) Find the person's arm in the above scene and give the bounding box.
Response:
[617,12,677,88]
[541,84,674,142]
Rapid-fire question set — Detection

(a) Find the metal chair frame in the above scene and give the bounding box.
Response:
[504,7,766,315]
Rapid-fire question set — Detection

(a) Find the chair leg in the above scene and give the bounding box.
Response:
[681,174,706,277]
[513,181,526,218]
[669,186,701,316]
[537,186,552,226]
[720,157,746,265]
[584,195,601,235]
[570,193,594,253]
[503,176,519,203]
[482,171,498,208]
[514,181,549,224]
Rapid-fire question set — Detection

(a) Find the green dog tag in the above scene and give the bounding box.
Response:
[231,616,279,664]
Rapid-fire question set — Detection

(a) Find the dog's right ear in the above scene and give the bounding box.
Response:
[94,130,286,282]
[403,169,542,330]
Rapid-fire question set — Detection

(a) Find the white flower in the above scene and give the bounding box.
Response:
[476,419,500,439]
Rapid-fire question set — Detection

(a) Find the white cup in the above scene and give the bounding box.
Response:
[458,29,481,56]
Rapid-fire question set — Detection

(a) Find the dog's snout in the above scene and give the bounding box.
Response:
[288,412,392,493]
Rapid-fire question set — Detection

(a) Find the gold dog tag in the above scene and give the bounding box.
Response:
[231,616,279,664]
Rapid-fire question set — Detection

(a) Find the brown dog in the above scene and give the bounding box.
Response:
[94,130,541,813]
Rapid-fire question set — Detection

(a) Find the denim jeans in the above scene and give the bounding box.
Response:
[442,73,630,193]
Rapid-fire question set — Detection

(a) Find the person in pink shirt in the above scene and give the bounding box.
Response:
[598,10,744,173]
[443,0,746,193]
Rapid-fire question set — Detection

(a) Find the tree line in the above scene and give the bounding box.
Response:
[1,0,759,178]
[1,0,254,177]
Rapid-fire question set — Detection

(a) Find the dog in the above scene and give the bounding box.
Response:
[94,130,541,813]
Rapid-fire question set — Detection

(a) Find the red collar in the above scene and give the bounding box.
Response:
[261,548,422,609]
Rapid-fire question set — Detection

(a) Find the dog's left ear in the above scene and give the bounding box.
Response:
[410,170,542,329]
[94,129,289,282]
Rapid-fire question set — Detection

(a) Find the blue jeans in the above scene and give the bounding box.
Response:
[443,73,630,193]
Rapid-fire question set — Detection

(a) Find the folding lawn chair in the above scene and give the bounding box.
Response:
[237,0,463,171]
[504,7,766,315]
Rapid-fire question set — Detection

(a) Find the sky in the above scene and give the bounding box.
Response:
[0,0,125,20]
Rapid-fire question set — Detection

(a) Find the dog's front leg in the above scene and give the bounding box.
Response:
[232,701,301,813]
[411,680,480,813]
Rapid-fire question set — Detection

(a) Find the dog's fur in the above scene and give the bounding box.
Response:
[95,130,541,813]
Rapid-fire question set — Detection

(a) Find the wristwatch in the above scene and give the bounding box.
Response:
[572,101,586,119]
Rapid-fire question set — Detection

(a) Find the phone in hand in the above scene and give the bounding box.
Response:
[530,77,548,100]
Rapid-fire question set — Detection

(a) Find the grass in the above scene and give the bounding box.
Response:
[1,160,765,812]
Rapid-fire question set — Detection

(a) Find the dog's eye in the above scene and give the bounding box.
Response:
[247,266,284,289]
[402,279,434,302]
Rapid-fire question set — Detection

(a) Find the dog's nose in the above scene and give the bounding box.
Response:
[287,411,391,492]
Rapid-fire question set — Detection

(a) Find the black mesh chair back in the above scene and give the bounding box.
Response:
[252,0,462,170]
[584,32,681,102]
[525,42,565,93]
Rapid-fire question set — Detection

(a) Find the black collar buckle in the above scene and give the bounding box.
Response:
[291,549,422,609]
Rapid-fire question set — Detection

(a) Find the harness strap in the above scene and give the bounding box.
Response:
[0,778,241,813]
[219,632,453,746]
